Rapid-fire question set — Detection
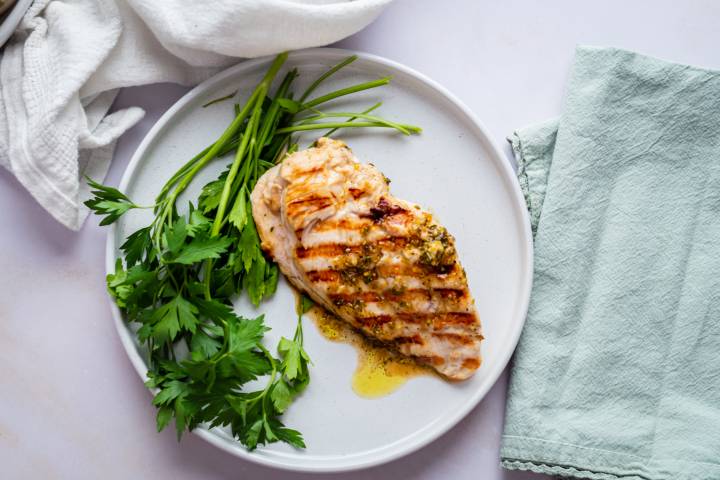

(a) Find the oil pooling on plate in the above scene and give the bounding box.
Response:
[307,306,431,398]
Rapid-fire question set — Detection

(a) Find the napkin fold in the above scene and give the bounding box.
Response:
[502,47,720,480]
[0,0,391,230]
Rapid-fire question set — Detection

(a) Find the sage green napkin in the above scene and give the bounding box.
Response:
[501,46,720,480]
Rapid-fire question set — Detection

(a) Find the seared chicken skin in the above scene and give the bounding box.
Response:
[251,138,483,380]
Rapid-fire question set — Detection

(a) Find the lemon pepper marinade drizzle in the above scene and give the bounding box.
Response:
[306,304,432,398]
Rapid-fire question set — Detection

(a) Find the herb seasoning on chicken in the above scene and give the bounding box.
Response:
[251,138,483,380]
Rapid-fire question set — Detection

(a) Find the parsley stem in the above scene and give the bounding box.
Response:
[299,77,391,112]
[201,54,288,300]
[156,54,289,246]
[211,52,287,237]
[211,89,264,237]
[298,55,358,103]
[294,313,304,344]
[166,269,181,292]
[156,138,240,204]
[300,111,416,135]
[166,90,258,203]
[153,90,258,247]
[275,121,421,135]
[202,90,237,108]
[245,344,278,408]
[324,102,382,137]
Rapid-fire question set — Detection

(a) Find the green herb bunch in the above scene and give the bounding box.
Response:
[86,53,420,450]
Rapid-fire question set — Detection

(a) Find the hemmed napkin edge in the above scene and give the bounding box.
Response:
[501,434,720,480]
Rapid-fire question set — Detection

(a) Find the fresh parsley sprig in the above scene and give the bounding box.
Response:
[86,53,419,450]
[85,178,147,226]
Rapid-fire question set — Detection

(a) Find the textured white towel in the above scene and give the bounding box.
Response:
[0,0,391,230]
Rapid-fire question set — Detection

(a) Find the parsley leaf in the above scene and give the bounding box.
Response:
[84,177,140,226]
[120,226,152,266]
[164,217,187,254]
[270,379,293,413]
[152,379,190,406]
[156,405,174,432]
[187,206,211,236]
[198,177,225,214]
[190,329,222,358]
[169,236,232,265]
[227,189,248,230]
[275,426,306,449]
[277,98,300,114]
[278,337,308,381]
[151,295,199,342]
[228,315,267,353]
[299,294,315,314]
[106,259,155,308]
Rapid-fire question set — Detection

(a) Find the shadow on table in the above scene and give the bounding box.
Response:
[0,169,79,253]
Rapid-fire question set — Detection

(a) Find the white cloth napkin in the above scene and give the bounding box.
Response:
[0,0,391,230]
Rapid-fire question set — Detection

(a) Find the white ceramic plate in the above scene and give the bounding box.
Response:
[107,48,533,472]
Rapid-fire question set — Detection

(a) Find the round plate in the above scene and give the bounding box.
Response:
[107,48,533,472]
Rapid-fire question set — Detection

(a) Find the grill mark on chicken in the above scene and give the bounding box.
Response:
[295,237,410,258]
[434,288,469,300]
[300,216,410,235]
[433,332,478,345]
[306,270,341,282]
[354,314,393,329]
[392,335,424,345]
[462,358,481,370]
[296,244,358,259]
[287,195,332,209]
[294,166,324,176]
[358,312,477,326]
[416,355,445,366]
[300,218,371,233]
[327,288,467,304]
[305,262,460,284]
[378,263,458,278]
[349,187,366,199]
[250,137,483,380]
[297,254,466,277]
[306,271,467,293]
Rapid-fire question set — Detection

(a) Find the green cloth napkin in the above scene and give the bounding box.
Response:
[501,46,720,480]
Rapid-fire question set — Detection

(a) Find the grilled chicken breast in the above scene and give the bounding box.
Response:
[251,138,483,380]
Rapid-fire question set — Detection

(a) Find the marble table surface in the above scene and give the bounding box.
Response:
[2,0,718,478]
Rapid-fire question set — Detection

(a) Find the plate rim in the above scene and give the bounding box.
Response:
[0,0,33,48]
[105,47,533,473]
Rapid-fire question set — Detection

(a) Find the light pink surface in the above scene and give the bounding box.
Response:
[2,0,717,478]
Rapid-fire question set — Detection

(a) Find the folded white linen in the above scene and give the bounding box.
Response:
[0,0,391,229]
